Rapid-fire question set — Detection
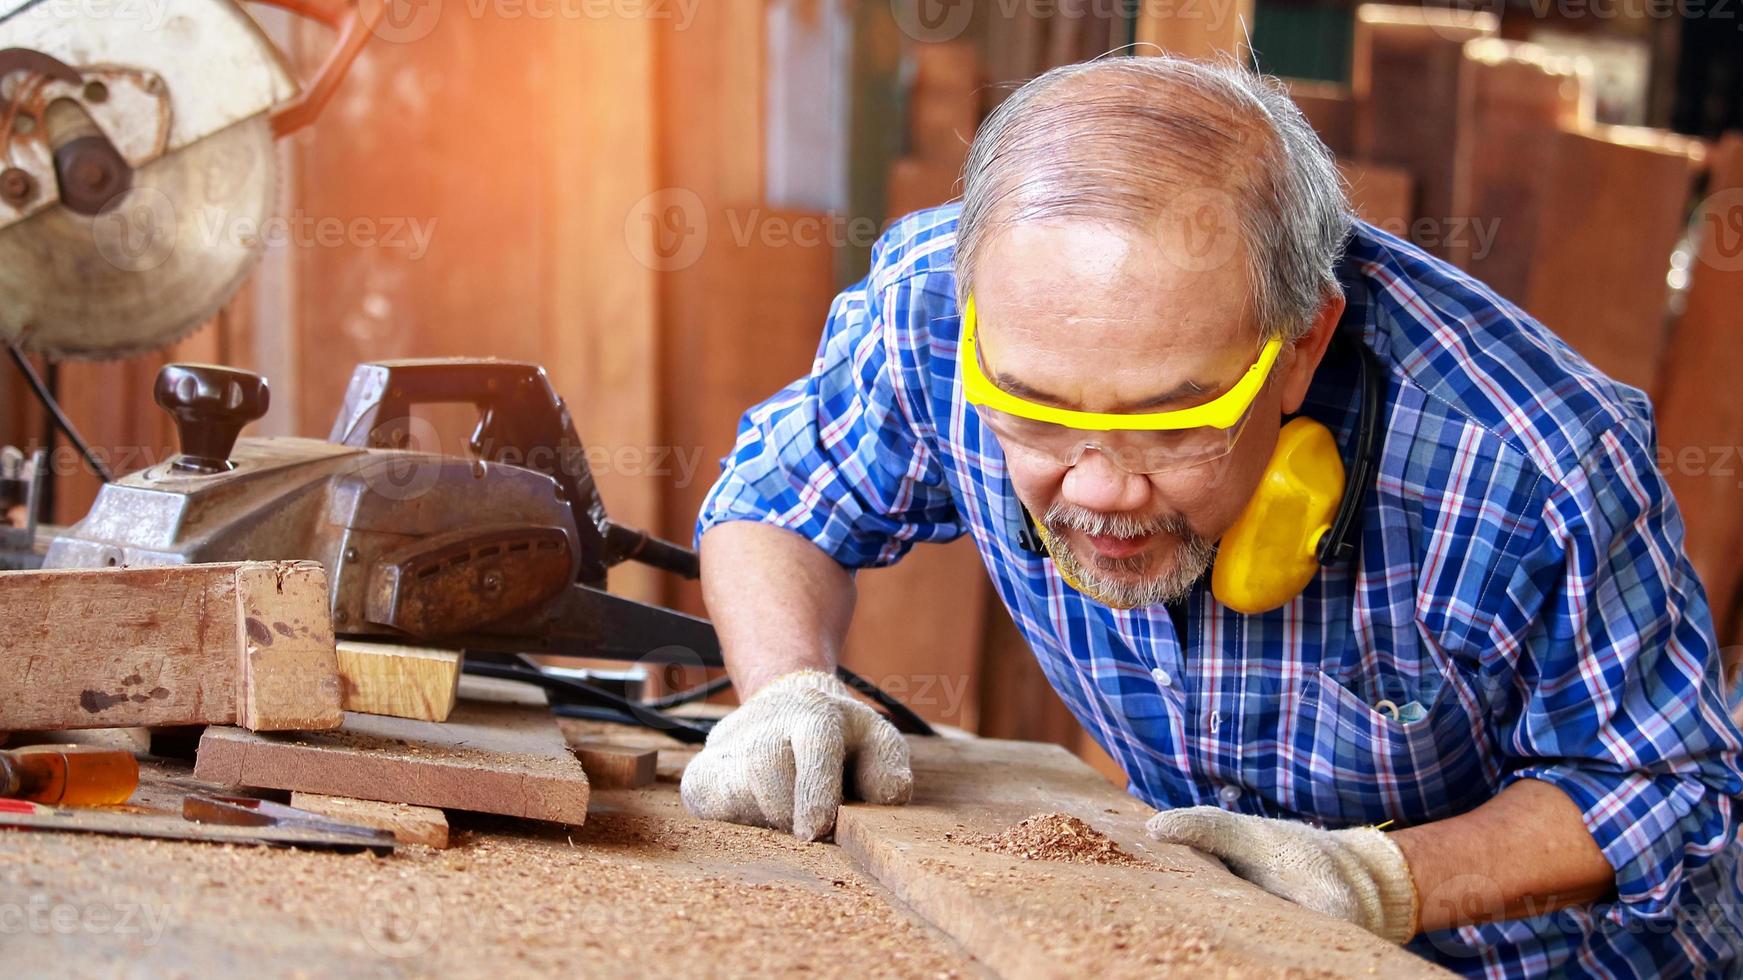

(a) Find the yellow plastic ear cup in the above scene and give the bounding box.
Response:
[1211,417,1346,614]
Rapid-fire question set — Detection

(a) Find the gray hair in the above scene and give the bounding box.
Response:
[955,56,1352,342]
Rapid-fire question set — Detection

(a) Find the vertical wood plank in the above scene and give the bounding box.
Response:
[546,12,663,604]
[1523,125,1700,399]
[1351,5,1496,257]
[1450,39,1592,303]
[1135,0,1254,62]
[1657,135,1743,652]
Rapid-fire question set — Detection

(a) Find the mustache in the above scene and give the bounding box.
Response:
[1042,502,1193,540]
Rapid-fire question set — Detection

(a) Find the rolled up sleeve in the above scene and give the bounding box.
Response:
[695,254,963,569]
[1489,421,1743,919]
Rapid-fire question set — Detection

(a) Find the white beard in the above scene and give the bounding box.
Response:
[1041,502,1218,609]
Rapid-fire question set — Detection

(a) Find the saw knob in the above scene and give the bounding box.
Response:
[155,364,269,474]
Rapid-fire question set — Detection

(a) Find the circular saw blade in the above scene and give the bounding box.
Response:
[0,114,275,361]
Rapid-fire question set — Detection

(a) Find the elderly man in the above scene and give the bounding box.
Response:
[677,56,1742,975]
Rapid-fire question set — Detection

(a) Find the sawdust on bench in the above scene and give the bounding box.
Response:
[0,808,973,977]
[962,812,1141,866]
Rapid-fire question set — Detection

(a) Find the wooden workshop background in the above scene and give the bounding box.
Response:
[5,0,1742,777]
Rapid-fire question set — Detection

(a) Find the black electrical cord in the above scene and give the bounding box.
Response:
[463,657,714,744]
[837,665,936,736]
[7,343,113,483]
[465,657,937,740]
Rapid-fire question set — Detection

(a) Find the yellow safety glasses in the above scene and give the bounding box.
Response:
[961,295,1283,475]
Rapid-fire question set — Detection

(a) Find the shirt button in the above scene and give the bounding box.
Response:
[1218,784,1241,805]
[1150,667,1171,687]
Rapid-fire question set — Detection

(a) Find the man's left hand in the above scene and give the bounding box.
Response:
[1146,806,1419,942]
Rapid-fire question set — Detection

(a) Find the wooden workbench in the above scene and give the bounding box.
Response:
[0,720,1448,977]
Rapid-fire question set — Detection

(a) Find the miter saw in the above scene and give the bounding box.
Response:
[0,0,377,355]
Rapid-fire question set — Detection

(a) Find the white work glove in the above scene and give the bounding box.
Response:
[680,670,913,841]
[1147,806,1419,943]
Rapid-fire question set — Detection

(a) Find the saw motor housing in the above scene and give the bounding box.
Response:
[46,359,665,644]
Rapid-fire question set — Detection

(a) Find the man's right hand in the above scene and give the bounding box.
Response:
[679,670,913,840]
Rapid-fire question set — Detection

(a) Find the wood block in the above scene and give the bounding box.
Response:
[572,740,657,789]
[1352,5,1497,256]
[0,562,340,733]
[334,641,461,722]
[886,156,962,221]
[835,737,1449,977]
[236,562,342,732]
[661,206,838,619]
[289,792,451,848]
[843,539,989,731]
[1450,39,1592,301]
[1135,0,1254,62]
[194,677,589,824]
[914,41,979,96]
[1286,78,1353,157]
[1656,135,1743,642]
[1339,159,1414,230]
[1524,124,1701,397]
[910,89,977,166]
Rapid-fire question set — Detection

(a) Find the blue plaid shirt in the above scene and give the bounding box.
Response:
[698,205,1743,977]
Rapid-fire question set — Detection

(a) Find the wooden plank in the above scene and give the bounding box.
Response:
[1450,39,1592,302]
[334,641,461,722]
[194,677,589,825]
[1338,159,1414,230]
[661,207,838,619]
[836,737,1450,977]
[572,740,657,789]
[842,540,988,732]
[886,156,962,220]
[1286,78,1353,157]
[236,561,342,732]
[1352,5,1497,257]
[547,13,663,607]
[1135,0,1254,62]
[0,562,340,733]
[289,792,451,849]
[1656,134,1743,648]
[1523,124,1701,398]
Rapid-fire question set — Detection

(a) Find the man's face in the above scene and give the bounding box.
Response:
[970,219,1329,608]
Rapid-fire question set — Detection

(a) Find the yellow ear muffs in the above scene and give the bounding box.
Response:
[1210,417,1346,614]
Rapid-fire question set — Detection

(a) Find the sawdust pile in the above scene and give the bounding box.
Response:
[968,813,1140,866]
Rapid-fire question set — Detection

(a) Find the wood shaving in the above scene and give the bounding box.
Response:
[963,813,1140,866]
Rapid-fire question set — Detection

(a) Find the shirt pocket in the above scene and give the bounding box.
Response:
[1297,667,1489,827]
